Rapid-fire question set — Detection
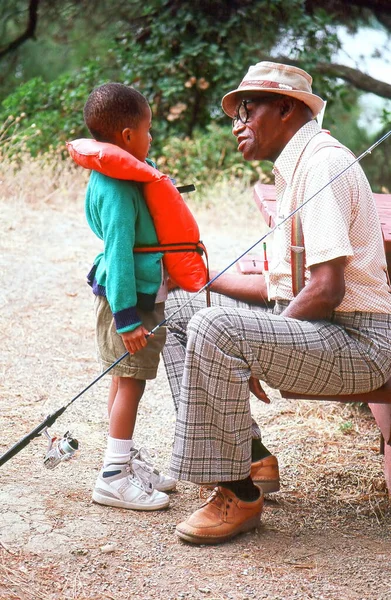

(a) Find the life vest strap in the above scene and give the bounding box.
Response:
[134,241,211,307]
[134,241,207,255]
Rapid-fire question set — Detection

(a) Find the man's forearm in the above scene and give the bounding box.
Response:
[208,271,267,305]
[281,257,347,321]
[281,284,339,320]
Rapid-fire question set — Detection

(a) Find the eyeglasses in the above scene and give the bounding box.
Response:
[232,100,255,127]
[232,96,277,127]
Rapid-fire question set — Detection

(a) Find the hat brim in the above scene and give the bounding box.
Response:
[221,86,325,118]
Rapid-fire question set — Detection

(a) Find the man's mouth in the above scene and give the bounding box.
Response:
[237,137,247,152]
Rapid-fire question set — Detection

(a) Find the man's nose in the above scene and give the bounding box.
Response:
[232,119,244,136]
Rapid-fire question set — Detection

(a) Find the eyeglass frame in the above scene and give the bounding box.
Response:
[232,94,281,128]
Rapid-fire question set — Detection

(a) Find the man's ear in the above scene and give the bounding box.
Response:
[279,97,296,120]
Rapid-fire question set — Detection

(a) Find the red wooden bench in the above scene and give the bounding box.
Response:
[253,182,391,495]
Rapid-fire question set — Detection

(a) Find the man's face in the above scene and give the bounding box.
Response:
[232,96,286,162]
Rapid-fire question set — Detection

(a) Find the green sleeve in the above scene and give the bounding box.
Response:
[99,179,142,332]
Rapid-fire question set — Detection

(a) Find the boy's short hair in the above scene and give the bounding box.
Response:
[84,83,149,142]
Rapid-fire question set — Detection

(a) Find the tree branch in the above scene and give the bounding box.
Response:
[342,0,391,13]
[305,0,391,17]
[0,0,40,59]
[305,0,391,33]
[264,55,391,100]
[316,62,391,99]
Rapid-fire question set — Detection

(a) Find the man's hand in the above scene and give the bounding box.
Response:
[249,376,270,404]
[121,325,150,354]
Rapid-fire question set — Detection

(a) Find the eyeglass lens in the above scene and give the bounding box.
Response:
[232,100,250,127]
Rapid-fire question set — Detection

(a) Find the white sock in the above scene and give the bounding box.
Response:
[103,436,135,467]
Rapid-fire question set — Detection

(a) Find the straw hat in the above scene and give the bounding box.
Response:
[222,61,325,118]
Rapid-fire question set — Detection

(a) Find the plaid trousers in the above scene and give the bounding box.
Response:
[162,290,266,439]
[163,289,391,484]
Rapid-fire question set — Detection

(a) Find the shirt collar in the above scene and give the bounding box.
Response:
[273,120,321,186]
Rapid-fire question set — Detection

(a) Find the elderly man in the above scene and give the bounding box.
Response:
[164,61,391,545]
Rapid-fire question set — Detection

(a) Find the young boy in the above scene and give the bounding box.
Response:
[83,83,176,510]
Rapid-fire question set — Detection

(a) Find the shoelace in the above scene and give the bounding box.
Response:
[126,460,154,494]
[130,446,154,465]
[206,488,234,520]
[199,487,224,508]
[130,446,161,475]
[199,486,215,500]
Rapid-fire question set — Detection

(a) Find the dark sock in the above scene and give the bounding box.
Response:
[251,439,271,462]
[219,476,260,502]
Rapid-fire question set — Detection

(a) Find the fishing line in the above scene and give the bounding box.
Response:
[148,128,391,334]
[1,129,390,467]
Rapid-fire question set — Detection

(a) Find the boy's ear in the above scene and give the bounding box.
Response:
[121,127,132,144]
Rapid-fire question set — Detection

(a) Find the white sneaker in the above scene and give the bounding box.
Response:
[130,447,177,492]
[92,463,169,511]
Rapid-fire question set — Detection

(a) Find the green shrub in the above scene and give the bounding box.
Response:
[0,78,273,189]
[154,123,273,192]
[0,63,108,158]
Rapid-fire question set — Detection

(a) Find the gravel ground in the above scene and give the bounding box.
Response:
[0,182,390,600]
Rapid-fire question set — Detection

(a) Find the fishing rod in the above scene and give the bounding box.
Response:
[1,130,390,469]
[148,128,391,334]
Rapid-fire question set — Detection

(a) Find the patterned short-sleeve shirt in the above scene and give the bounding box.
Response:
[269,120,391,313]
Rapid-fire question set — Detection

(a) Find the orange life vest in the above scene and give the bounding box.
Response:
[66,139,208,292]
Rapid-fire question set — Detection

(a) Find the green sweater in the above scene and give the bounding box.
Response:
[85,168,163,333]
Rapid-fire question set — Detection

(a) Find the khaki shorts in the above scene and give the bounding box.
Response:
[94,295,166,379]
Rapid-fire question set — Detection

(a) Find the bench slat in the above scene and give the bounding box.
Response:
[280,378,391,407]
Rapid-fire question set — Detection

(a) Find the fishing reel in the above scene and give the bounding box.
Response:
[42,428,79,469]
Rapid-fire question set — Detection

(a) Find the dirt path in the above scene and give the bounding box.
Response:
[0,187,390,600]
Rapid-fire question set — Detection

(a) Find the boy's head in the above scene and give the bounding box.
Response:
[84,83,152,162]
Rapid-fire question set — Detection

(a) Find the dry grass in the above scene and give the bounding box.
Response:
[0,151,88,206]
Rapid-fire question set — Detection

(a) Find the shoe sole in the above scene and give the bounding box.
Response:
[175,515,261,545]
[92,491,170,511]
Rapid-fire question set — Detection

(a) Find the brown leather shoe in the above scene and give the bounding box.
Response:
[250,455,280,493]
[200,455,280,497]
[176,486,263,545]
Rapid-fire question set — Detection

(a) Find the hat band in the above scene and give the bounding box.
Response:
[239,79,303,92]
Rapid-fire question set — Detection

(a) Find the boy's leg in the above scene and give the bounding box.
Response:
[103,376,142,468]
[104,376,143,468]
[105,375,175,491]
[93,374,170,511]
[93,298,172,509]
[108,376,145,439]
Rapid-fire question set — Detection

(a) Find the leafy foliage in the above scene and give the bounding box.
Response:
[111,0,341,140]
[0,2,339,166]
[0,62,111,157]
[155,122,273,190]
[1,0,391,189]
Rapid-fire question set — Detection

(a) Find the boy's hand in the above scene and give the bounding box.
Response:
[120,325,150,354]
[167,275,179,292]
